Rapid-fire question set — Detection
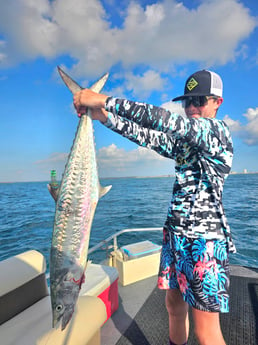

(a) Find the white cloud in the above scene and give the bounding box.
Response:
[223,114,242,132]
[161,100,186,117]
[97,143,173,177]
[0,0,256,80]
[33,144,173,179]
[235,44,249,60]
[223,107,258,145]
[125,70,167,97]
[243,107,258,145]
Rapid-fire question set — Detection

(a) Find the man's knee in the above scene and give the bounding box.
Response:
[166,289,188,317]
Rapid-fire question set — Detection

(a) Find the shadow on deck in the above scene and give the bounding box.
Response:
[115,274,258,345]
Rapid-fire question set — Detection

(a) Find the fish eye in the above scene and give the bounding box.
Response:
[55,304,63,312]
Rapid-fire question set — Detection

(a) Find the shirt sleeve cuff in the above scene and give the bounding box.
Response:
[104,96,117,113]
[103,112,117,129]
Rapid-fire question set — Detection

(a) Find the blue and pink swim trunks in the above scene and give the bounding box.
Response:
[158,229,230,313]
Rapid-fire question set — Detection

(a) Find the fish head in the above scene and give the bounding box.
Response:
[50,266,84,330]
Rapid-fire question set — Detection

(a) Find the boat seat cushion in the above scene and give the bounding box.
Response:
[0,250,48,325]
[80,263,119,320]
[0,295,107,345]
[80,263,118,296]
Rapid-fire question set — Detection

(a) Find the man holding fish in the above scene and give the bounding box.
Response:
[73,70,234,345]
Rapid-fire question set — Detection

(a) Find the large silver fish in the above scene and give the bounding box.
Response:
[49,66,111,331]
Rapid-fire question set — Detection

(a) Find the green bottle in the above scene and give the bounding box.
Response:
[48,170,60,202]
[50,170,59,189]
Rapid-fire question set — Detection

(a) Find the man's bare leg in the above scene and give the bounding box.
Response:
[192,308,226,345]
[166,289,189,344]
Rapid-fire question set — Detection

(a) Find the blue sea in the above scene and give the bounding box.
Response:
[0,174,258,272]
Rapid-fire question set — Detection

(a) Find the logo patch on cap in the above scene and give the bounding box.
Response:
[187,77,198,91]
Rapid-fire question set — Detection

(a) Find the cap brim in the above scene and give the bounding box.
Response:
[172,93,216,102]
[172,95,185,101]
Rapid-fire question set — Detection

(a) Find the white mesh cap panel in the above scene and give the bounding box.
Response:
[209,70,223,97]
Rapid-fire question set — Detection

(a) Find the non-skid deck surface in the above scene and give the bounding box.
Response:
[116,275,258,345]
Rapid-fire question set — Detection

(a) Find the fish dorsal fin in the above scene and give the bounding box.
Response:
[99,184,112,199]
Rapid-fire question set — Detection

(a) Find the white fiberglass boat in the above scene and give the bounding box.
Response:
[0,227,257,345]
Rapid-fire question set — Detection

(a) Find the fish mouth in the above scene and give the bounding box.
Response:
[52,307,62,329]
[61,310,73,331]
[52,316,59,329]
[52,306,74,331]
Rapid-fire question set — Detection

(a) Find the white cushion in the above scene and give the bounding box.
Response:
[0,250,46,296]
[80,264,118,296]
[0,295,106,345]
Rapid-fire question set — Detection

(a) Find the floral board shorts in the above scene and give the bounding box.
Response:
[158,229,230,313]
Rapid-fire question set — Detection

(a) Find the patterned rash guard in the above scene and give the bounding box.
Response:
[104,97,236,253]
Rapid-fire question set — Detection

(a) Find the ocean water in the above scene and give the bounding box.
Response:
[0,174,258,272]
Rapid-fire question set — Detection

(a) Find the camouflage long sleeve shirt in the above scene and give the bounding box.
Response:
[104,97,236,253]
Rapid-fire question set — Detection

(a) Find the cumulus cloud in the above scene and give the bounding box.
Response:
[243,108,258,145]
[0,0,256,79]
[223,107,258,145]
[161,100,186,117]
[97,143,173,177]
[223,114,242,132]
[33,144,173,178]
[125,70,167,98]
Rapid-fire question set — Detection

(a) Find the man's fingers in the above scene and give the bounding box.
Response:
[77,106,87,117]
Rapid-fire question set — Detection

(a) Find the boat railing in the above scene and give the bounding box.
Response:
[88,227,163,258]
[45,227,163,281]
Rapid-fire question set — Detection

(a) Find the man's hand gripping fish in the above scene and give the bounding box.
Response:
[48,67,111,331]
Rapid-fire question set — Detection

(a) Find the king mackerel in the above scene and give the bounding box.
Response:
[48,67,111,330]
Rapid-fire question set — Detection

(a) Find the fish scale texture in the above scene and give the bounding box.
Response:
[52,115,98,264]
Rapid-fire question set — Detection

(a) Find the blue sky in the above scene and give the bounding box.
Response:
[0,0,257,182]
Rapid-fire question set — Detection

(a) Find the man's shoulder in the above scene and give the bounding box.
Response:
[200,117,230,130]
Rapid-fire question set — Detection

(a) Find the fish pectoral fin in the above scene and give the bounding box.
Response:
[47,184,60,203]
[99,184,112,199]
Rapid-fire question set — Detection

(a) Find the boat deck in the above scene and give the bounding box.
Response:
[101,265,258,345]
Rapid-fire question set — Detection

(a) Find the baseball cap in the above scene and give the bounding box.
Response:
[172,70,223,101]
